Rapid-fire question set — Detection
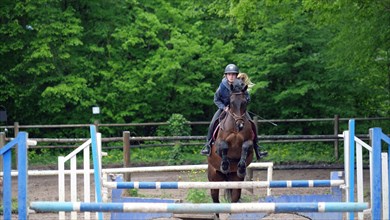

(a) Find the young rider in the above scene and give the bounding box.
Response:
[201,64,264,160]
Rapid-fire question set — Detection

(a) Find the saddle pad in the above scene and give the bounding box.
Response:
[212,124,220,141]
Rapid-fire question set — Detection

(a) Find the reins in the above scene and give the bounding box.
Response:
[229,111,245,121]
[219,91,247,133]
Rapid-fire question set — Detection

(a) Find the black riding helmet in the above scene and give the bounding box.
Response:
[224,64,239,74]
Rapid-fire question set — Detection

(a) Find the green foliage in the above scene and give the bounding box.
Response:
[156,114,193,165]
[29,141,342,170]
[0,198,18,214]
[230,1,331,123]
[262,143,339,164]
[0,0,388,135]
[101,149,124,165]
[186,189,211,203]
[184,170,211,203]
[124,188,175,199]
[157,114,191,136]
[168,143,183,165]
[127,189,139,197]
[29,148,73,165]
[301,0,390,117]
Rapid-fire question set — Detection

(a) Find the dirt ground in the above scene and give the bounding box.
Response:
[6,168,370,220]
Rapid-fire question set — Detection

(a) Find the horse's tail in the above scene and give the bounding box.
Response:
[224,189,232,203]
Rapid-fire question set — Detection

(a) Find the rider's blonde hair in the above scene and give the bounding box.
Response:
[237,73,255,91]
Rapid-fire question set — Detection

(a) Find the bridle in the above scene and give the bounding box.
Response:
[229,111,245,123]
[227,91,247,132]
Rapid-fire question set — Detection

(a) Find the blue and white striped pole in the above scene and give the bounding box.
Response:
[103,180,344,189]
[30,202,368,214]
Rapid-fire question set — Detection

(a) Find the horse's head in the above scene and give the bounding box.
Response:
[229,79,248,131]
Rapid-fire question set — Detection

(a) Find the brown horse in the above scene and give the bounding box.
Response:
[207,79,254,205]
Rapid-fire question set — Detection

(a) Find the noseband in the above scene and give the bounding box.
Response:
[228,110,246,132]
[229,111,245,122]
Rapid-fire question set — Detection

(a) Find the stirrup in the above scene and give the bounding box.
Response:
[254,145,267,160]
[200,143,211,156]
[259,151,268,158]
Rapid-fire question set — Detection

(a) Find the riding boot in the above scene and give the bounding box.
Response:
[253,141,268,160]
[250,120,268,160]
[201,110,222,156]
[200,123,214,156]
[200,140,212,156]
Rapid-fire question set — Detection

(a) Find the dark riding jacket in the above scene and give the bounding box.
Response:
[214,78,250,110]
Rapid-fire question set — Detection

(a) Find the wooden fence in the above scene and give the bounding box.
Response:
[0,116,388,162]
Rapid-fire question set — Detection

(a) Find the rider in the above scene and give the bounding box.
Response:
[200,64,264,160]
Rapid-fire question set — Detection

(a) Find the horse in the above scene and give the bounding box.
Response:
[207,78,254,206]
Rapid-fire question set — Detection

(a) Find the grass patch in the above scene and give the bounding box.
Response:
[0,198,18,214]
[260,142,341,165]
[184,169,211,203]
[28,142,341,168]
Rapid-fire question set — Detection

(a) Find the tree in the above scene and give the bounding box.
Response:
[0,0,387,131]
[302,0,390,117]
[225,1,332,134]
[0,0,85,124]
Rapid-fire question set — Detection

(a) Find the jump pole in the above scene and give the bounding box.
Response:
[103,180,344,189]
[30,202,368,214]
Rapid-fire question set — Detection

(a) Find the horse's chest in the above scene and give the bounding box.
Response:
[224,130,251,142]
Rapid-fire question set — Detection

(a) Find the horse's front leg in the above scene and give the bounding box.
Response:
[218,140,230,174]
[231,189,242,203]
[210,189,220,203]
[208,168,226,219]
[237,140,253,178]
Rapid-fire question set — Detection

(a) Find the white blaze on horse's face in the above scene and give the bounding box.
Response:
[237,120,244,131]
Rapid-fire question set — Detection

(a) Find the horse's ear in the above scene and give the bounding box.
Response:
[230,84,234,91]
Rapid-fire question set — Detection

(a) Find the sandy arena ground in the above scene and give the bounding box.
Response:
[5,168,370,220]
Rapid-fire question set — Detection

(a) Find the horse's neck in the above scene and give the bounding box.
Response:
[220,111,247,131]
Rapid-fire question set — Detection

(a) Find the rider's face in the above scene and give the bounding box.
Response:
[226,73,237,84]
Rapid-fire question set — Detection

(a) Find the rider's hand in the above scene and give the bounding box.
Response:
[224,106,229,112]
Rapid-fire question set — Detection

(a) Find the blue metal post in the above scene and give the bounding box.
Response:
[382,132,390,220]
[370,127,382,220]
[17,132,28,219]
[3,148,12,218]
[387,135,390,220]
[348,119,355,220]
[90,125,103,220]
[0,132,29,220]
